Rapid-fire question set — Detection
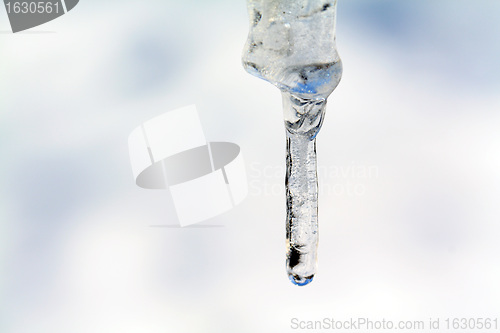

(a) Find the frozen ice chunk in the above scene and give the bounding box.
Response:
[243,0,342,99]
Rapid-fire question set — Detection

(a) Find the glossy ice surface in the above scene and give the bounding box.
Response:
[243,0,342,99]
[243,0,342,286]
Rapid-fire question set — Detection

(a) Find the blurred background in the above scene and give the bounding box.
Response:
[1,0,499,332]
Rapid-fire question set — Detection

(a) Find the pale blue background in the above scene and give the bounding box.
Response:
[1,1,499,332]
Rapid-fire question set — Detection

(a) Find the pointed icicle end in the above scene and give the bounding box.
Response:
[289,274,314,286]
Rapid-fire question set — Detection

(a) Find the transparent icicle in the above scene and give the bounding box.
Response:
[243,0,342,285]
